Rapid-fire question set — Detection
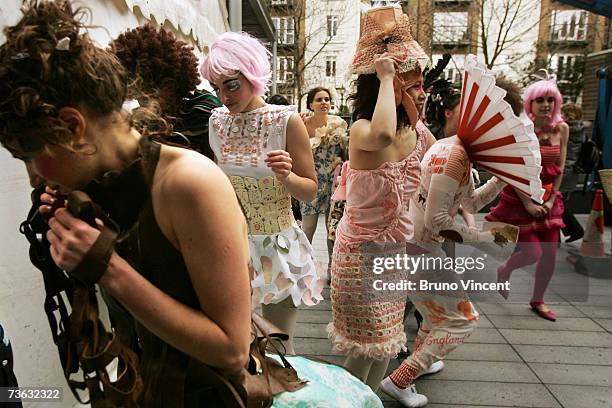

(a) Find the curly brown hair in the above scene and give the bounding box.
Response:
[110,23,200,116]
[0,0,129,158]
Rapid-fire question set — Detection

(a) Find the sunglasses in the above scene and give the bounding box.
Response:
[534,96,555,104]
[213,77,242,96]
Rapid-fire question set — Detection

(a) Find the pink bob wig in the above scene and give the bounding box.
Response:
[523,78,564,127]
[200,32,271,96]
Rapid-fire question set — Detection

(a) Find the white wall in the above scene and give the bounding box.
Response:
[302,0,361,111]
[0,1,226,406]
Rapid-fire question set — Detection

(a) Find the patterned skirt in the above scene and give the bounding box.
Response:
[250,224,326,307]
[327,240,408,360]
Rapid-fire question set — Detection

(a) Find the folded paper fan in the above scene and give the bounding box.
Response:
[457,55,545,203]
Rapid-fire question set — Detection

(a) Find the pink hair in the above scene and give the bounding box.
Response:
[200,32,271,96]
[523,79,564,127]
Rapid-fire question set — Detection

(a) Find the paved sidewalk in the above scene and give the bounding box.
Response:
[299,214,612,408]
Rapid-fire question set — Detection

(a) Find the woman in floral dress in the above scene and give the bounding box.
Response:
[300,87,348,266]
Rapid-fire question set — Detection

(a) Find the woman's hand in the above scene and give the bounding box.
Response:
[45,203,102,272]
[39,186,65,215]
[374,52,400,81]
[542,199,554,213]
[39,185,103,272]
[265,149,293,180]
[330,156,342,172]
[525,201,547,218]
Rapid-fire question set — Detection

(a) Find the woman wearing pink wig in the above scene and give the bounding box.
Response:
[200,31,384,408]
[200,32,325,355]
[487,73,569,321]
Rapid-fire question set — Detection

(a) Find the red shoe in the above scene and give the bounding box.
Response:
[529,301,556,321]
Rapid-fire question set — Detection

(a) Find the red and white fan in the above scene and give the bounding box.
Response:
[457,54,545,203]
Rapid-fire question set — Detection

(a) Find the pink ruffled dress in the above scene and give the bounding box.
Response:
[486,144,565,236]
[326,122,429,360]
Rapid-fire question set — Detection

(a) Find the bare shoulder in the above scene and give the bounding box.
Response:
[152,145,237,225]
[287,112,306,130]
[156,145,233,201]
[349,118,370,137]
[558,121,570,139]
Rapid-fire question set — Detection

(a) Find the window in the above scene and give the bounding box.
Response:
[277,56,294,83]
[273,17,294,44]
[371,0,401,5]
[552,53,583,81]
[327,15,339,37]
[325,55,337,77]
[551,10,587,42]
[432,54,464,84]
[432,12,469,44]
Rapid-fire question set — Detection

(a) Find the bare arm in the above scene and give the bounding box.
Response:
[350,54,399,152]
[44,153,253,373]
[513,185,548,218]
[544,122,569,210]
[105,157,251,372]
[269,113,317,202]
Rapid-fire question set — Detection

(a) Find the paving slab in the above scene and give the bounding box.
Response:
[551,285,612,296]
[573,305,612,319]
[514,345,612,365]
[547,385,612,408]
[499,329,612,347]
[471,292,568,303]
[378,398,544,408]
[294,337,335,355]
[476,303,584,317]
[594,318,612,332]
[567,295,612,306]
[444,343,522,362]
[417,360,539,383]
[416,380,561,407]
[295,322,330,338]
[529,363,612,386]
[296,309,332,323]
[487,315,604,331]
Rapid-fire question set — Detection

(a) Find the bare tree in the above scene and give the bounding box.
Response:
[267,0,351,110]
[475,0,545,69]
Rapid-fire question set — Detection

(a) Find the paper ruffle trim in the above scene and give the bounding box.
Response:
[326,322,407,360]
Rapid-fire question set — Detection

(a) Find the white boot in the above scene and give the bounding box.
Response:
[379,377,428,407]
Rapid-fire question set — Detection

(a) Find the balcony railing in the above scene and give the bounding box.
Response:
[268,0,294,7]
[433,0,473,5]
[432,27,471,45]
[550,24,587,43]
